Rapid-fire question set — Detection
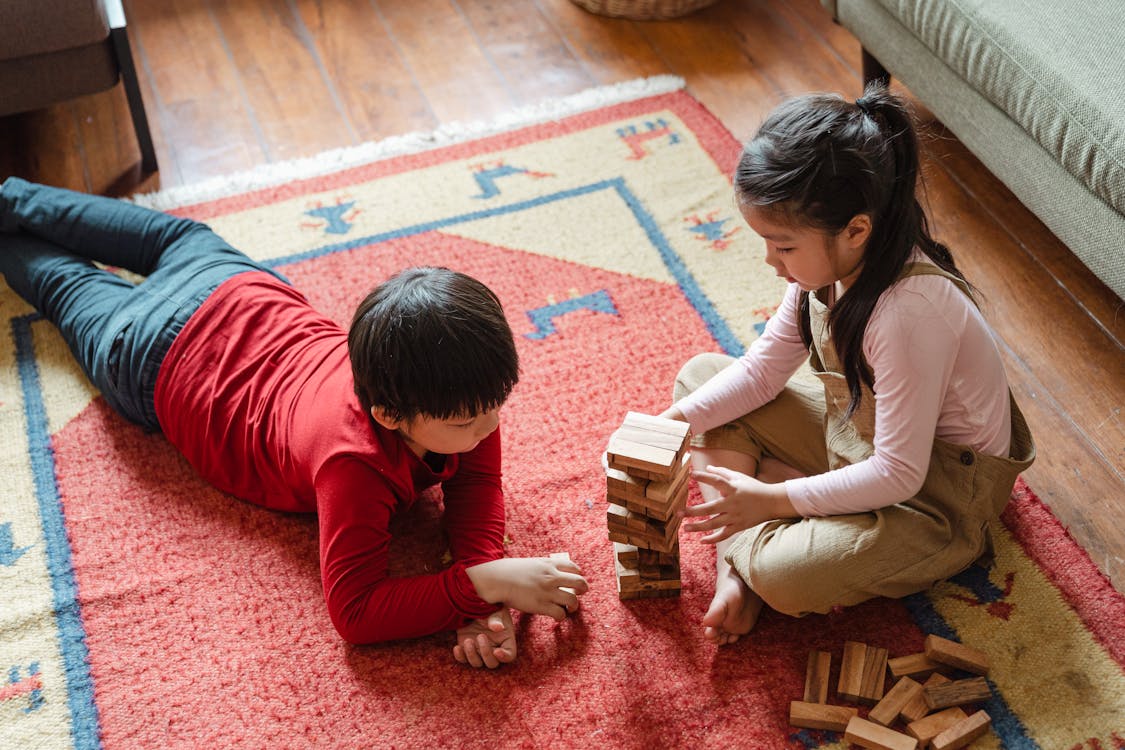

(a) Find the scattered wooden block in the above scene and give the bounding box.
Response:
[931,710,990,750]
[838,641,868,702]
[901,673,951,723]
[888,652,946,680]
[860,646,889,703]
[923,635,990,676]
[923,677,991,710]
[844,716,919,750]
[789,701,857,732]
[905,707,968,749]
[803,651,832,704]
[868,677,923,726]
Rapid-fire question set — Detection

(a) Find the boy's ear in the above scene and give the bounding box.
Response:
[369,406,402,430]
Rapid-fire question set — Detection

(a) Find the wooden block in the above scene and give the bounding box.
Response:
[606,435,678,478]
[923,635,990,676]
[622,411,690,440]
[789,701,857,732]
[844,716,919,750]
[637,548,678,567]
[606,467,649,499]
[868,677,923,726]
[888,652,946,680]
[618,584,680,600]
[638,561,680,580]
[613,556,640,587]
[614,542,639,569]
[607,530,678,553]
[645,451,692,503]
[617,424,687,452]
[860,646,889,703]
[838,641,868,702]
[901,673,951,723]
[931,710,990,750]
[923,677,991,710]
[803,651,832,703]
[906,708,968,749]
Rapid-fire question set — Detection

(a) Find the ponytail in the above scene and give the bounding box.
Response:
[736,83,969,417]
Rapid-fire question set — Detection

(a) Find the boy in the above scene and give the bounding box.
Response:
[0,178,587,669]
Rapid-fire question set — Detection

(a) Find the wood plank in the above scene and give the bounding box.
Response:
[292,0,435,141]
[125,0,265,187]
[457,0,594,103]
[533,0,668,85]
[635,8,783,139]
[209,0,356,160]
[373,0,514,123]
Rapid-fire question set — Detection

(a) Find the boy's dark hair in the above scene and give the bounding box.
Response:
[347,266,520,423]
[734,83,970,417]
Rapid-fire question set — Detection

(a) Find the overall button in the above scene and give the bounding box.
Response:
[960,451,975,466]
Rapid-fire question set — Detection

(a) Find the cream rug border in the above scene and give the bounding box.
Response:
[130,75,687,212]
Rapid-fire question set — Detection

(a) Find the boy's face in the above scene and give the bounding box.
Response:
[374,407,501,457]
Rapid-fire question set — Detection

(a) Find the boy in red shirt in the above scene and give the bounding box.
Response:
[1,177,587,669]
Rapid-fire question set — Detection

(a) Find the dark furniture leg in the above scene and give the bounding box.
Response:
[106,0,158,174]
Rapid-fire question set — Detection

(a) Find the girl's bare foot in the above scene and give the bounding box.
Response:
[702,560,763,645]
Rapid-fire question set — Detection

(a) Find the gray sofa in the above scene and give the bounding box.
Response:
[822,0,1125,300]
[0,0,156,174]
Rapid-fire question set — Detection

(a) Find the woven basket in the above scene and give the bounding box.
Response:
[569,0,721,20]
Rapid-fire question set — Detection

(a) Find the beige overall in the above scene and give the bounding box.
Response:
[674,264,1036,616]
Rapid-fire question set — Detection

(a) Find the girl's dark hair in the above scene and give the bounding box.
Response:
[734,83,969,417]
[348,266,520,423]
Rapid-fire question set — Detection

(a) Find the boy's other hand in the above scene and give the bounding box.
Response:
[466,557,589,621]
[454,608,516,669]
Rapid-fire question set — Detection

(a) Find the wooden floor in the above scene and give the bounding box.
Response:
[2,0,1122,590]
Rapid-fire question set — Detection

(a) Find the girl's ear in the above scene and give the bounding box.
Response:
[369,406,402,430]
[844,213,873,249]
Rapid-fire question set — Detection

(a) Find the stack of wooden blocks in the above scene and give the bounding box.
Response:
[789,634,994,749]
[604,412,692,600]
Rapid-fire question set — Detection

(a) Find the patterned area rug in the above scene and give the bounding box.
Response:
[2,78,1123,749]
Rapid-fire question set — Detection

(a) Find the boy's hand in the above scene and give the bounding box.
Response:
[683,465,794,543]
[466,556,588,620]
[454,608,516,669]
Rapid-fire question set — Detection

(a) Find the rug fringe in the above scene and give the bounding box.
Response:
[130,75,686,211]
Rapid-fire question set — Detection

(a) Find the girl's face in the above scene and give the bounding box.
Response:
[373,406,501,457]
[740,203,870,292]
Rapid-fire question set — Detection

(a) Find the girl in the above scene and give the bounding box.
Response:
[662,85,1035,644]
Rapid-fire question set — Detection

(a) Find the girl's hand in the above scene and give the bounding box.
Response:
[454,608,516,669]
[465,557,588,620]
[682,465,794,544]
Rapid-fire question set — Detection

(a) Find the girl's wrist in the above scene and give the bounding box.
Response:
[765,481,799,520]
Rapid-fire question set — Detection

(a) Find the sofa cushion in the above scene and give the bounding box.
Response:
[871,0,1125,215]
[0,0,110,61]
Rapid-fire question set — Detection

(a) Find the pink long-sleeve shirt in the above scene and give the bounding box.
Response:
[676,264,1012,517]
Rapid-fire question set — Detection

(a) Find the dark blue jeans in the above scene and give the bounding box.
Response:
[0,177,287,430]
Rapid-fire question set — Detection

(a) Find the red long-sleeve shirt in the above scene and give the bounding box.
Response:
[153,271,504,643]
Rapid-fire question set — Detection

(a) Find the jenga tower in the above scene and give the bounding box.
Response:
[604,412,691,599]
